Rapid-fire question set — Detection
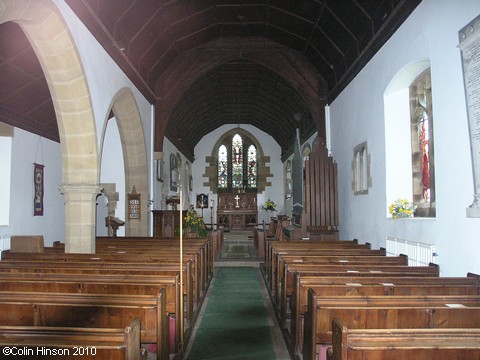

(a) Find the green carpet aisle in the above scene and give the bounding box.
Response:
[186,267,277,360]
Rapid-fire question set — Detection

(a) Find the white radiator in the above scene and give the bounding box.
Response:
[0,235,10,258]
[386,236,436,266]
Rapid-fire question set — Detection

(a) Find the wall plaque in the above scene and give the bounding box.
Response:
[459,14,480,217]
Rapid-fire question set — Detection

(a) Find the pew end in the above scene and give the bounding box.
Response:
[10,235,44,253]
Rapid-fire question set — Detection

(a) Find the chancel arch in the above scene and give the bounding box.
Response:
[0,0,100,253]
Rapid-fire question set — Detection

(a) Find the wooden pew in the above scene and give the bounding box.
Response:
[3,239,210,300]
[0,318,143,360]
[266,240,372,285]
[96,236,214,289]
[290,274,480,353]
[268,246,384,292]
[2,249,205,307]
[0,272,179,352]
[252,227,266,258]
[0,289,169,360]
[49,235,214,293]
[275,254,408,307]
[327,318,480,360]
[0,260,191,351]
[303,291,480,360]
[278,262,440,318]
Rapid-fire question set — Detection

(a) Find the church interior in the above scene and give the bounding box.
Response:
[1,0,480,359]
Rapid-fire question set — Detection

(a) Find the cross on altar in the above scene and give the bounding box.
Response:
[234,194,240,208]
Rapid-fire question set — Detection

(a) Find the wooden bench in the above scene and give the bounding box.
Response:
[266,240,372,284]
[274,254,408,307]
[49,235,214,293]
[0,318,143,360]
[268,247,385,293]
[96,236,214,289]
[303,292,480,360]
[2,249,205,307]
[0,272,179,353]
[327,318,480,360]
[290,274,480,353]
[0,289,169,360]
[278,262,440,318]
[3,241,209,300]
[0,260,191,352]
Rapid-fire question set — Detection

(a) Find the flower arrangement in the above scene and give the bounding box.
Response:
[262,198,276,212]
[389,198,416,218]
[183,208,207,237]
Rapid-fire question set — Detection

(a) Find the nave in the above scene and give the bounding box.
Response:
[1,227,480,360]
[185,231,290,360]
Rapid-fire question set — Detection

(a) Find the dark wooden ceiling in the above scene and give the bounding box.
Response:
[0,0,421,159]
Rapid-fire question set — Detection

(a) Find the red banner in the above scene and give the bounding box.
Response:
[34,163,44,216]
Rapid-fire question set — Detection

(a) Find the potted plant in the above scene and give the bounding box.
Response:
[183,207,207,237]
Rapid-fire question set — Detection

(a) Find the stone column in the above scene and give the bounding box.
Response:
[59,184,103,253]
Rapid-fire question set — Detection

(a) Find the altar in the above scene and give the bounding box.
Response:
[217,192,258,230]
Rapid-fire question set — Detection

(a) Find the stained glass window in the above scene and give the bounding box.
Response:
[410,68,435,217]
[217,133,257,190]
[232,134,243,188]
[419,111,430,202]
[247,144,257,188]
[218,145,228,189]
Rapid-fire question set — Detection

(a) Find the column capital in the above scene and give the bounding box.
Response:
[59,183,103,202]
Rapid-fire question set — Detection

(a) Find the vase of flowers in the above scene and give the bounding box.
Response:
[389,198,416,218]
[262,198,277,222]
[263,198,276,212]
[183,207,207,237]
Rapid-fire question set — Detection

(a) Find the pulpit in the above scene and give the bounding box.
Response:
[152,210,186,238]
[217,192,258,230]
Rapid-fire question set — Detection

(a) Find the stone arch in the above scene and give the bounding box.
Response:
[205,127,272,193]
[106,88,149,236]
[0,0,100,252]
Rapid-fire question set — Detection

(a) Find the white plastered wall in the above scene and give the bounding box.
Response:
[329,0,480,276]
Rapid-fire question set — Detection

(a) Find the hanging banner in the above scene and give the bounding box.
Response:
[34,163,44,216]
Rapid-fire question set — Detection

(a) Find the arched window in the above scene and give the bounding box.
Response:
[352,142,371,195]
[247,144,257,188]
[170,153,182,191]
[218,145,228,189]
[385,63,435,218]
[217,133,257,190]
[232,134,243,188]
[410,69,435,217]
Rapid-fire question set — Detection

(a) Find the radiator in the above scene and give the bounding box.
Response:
[0,234,10,257]
[386,236,436,266]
